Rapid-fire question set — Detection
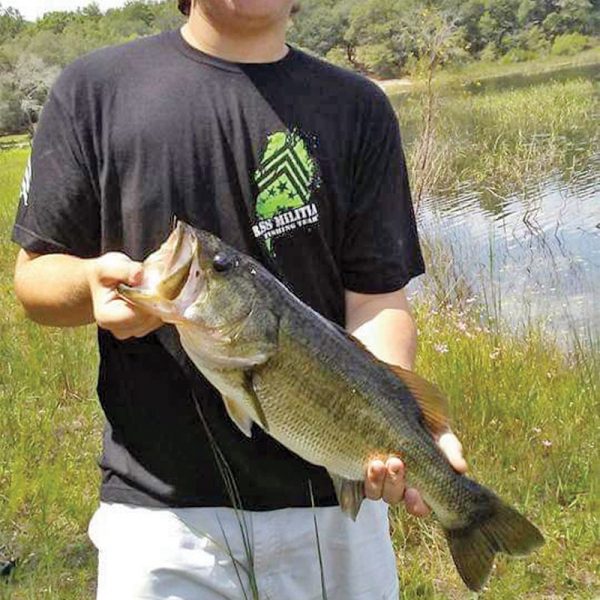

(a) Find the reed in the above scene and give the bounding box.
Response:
[398,76,599,198]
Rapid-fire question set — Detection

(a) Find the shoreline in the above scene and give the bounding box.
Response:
[371,46,600,94]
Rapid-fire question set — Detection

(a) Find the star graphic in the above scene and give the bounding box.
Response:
[278,181,288,193]
[268,188,277,197]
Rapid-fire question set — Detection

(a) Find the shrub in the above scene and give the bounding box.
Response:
[500,47,539,63]
[324,47,354,70]
[479,42,499,62]
[551,32,590,56]
[356,43,399,79]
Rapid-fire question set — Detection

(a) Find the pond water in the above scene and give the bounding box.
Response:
[391,64,600,346]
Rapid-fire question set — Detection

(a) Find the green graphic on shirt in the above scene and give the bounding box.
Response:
[253,131,319,253]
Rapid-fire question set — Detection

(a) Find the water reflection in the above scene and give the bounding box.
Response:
[394,66,599,345]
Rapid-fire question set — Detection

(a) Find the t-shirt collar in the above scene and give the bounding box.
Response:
[166,28,299,74]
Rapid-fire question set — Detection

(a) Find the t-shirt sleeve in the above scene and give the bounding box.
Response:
[11,75,100,258]
[341,87,425,293]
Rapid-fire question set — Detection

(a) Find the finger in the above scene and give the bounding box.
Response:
[106,313,162,340]
[95,299,142,330]
[381,457,405,505]
[438,431,468,473]
[95,296,158,331]
[365,460,386,500]
[132,317,163,338]
[404,488,431,517]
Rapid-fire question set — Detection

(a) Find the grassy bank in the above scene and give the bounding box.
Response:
[396,74,599,201]
[380,45,600,94]
[396,300,599,598]
[0,139,598,599]
[0,149,100,599]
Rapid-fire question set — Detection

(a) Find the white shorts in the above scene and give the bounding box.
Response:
[88,500,399,600]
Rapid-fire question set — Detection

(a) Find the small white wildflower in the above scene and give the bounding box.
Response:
[434,343,449,354]
[541,439,552,448]
[532,427,542,434]
[456,321,467,332]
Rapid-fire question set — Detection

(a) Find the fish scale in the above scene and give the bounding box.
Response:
[117,222,545,592]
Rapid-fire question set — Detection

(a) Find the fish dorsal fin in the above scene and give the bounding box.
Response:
[388,365,450,434]
[344,328,449,433]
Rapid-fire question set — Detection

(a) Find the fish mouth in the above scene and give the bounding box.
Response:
[117,220,206,322]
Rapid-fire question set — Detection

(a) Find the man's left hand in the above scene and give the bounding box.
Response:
[364,430,467,516]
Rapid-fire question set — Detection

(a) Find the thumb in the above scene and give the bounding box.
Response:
[93,252,144,287]
[438,431,468,474]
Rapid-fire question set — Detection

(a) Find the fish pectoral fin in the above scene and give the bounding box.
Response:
[329,473,365,521]
[222,395,254,438]
[388,365,450,435]
[243,372,269,432]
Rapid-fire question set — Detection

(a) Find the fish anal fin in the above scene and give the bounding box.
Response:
[222,395,254,438]
[388,365,450,435]
[329,473,365,521]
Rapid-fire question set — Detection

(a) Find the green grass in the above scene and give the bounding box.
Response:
[0,149,100,599]
[0,133,598,597]
[380,44,600,95]
[394,302,599,598]
[436,44,600,88]
[397,75,599,201]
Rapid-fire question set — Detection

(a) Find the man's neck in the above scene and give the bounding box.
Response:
[182,9,288,64]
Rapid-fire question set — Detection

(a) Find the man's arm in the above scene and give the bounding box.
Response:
[14,249,161,338]
[346,288,467,516]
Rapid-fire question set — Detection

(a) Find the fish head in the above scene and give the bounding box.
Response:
[178,226,264,332]
[118,221,277,363]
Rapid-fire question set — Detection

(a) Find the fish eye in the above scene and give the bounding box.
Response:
[212,252,237,273]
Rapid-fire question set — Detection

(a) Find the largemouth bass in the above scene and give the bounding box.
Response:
[118,221,544,591]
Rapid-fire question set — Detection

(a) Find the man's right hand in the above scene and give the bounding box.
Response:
[14,249,162,337]
[86,252,163,340]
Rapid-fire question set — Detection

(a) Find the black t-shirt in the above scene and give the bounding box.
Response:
[12,29,425,510]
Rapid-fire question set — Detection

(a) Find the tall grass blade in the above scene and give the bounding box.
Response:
[308,481,328,600]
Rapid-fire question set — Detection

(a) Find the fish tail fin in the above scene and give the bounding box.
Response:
[444,491,544,591]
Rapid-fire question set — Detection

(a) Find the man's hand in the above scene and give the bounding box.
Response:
[365,430,467,516]
[86,252,162,340]
[14,249,162,338]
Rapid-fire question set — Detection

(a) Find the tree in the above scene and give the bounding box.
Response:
[0,54,60,133]
[289,0,356,59]
[479,0,521,50]
[543,0,596,35]
[0,4,24,43]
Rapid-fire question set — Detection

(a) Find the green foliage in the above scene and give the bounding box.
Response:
[324,46,354,70]
[551,31,591,54]
[0,4,24,42]
[288,0,352,58]
[356,43,399,78]
[0,1,184,134]
[0,0,598,127]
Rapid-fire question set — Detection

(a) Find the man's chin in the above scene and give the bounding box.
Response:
[202,0,294,24]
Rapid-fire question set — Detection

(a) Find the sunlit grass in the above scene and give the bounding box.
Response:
[437,45,600,87]
[393,301,599,598]
[0,96,598,599]
[398,75,599,199]
[0,149,100,598]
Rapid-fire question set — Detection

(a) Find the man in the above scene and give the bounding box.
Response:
[12,1,466,598]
